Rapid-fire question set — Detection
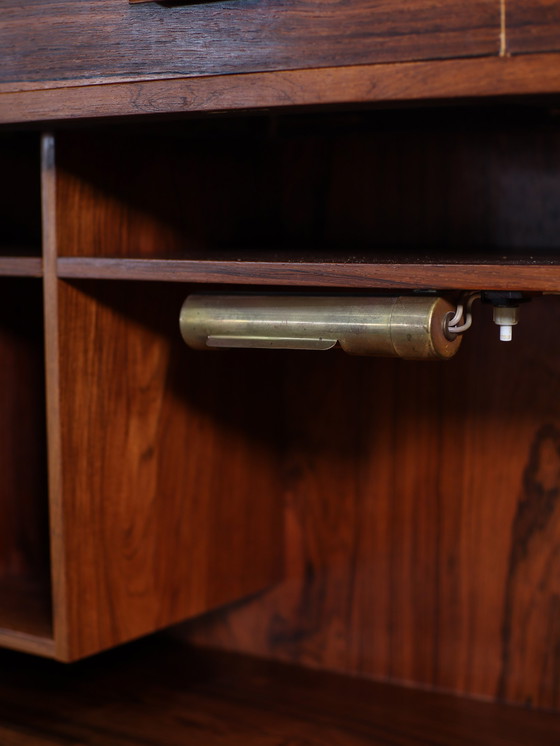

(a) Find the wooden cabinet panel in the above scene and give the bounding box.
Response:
[2,0,499,90]
[53,280,282,660]
[507,1,560,54]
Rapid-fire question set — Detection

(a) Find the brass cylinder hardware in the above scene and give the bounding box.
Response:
[180,294,462,360]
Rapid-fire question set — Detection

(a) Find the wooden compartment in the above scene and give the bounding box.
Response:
[0,135,43,277]
[46,111,560,684]
[0,134,41,256]
[182,292,560,711]
[0,278,52,655]
[54,109,560,291]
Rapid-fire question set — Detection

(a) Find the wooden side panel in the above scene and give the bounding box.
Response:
[507,1,560,55]
[0,279,52,639]
[2,0,499,90]
[56,280,282,660]
[182,296,560,710]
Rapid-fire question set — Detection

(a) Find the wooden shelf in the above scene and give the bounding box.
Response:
[0,257,42,277]
[0,578,53,657]
[57,257,560,291]
[0,636,557,745]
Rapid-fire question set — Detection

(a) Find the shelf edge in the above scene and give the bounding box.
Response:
[57,258,560,292]
[0,628,55,658]
[0,257,43,277]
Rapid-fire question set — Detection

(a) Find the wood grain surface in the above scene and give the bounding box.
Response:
[182,295,560,710]
[0,279,52,642]
[1,0,498,90]
[0,636,557,745]
[507,0,560,55]
[54,280,282,660]
[4,53,560,125]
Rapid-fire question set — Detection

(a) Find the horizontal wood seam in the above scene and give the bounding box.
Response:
[0,52,497,96]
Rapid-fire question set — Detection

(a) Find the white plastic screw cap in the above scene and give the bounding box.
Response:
[493,306,519,342]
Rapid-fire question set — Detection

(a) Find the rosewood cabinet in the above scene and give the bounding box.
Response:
[1,0,560,742]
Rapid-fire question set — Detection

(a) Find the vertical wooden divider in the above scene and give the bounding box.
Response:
[41,133,69,660]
